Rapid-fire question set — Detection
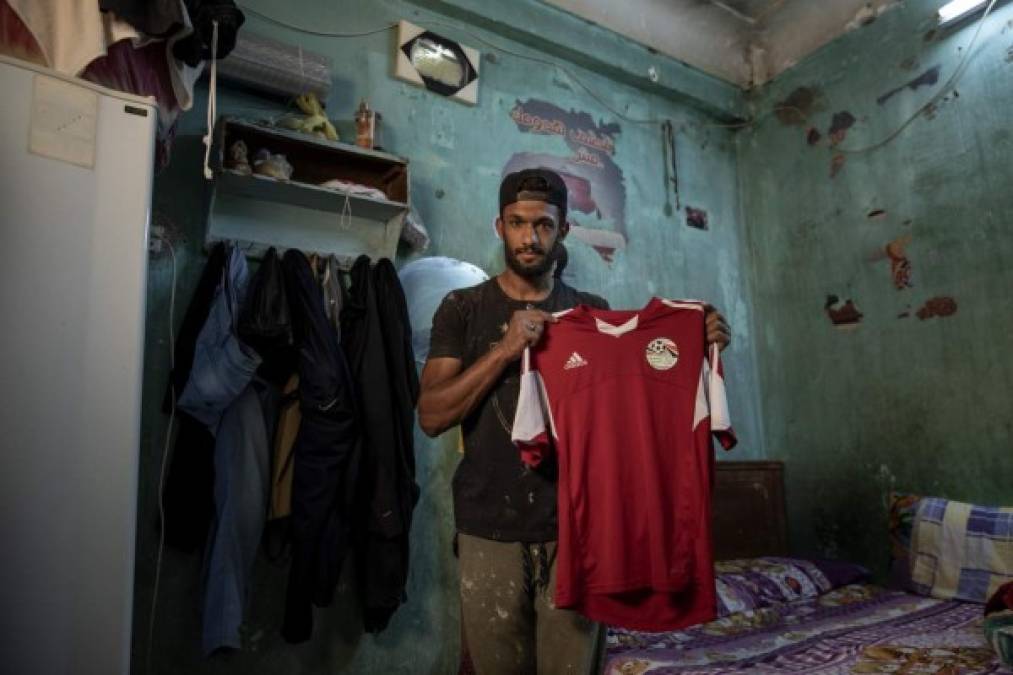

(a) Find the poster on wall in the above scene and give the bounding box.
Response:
[503,99,627,263]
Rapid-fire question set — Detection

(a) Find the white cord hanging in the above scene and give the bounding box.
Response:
[338,191,352,231]
[146,231,177,675]
[202,20,220,180]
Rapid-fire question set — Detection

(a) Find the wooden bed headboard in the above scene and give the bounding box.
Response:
[712,461,788,561]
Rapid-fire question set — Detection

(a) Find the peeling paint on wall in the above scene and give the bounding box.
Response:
[776,86,823,126]
[916,296,958,320]
[876,65,941,105]
[505,99,627,263]
[885,234,913,290]
[741,0,1013,586]
[825,295,863,328]
[924,89,960,121]
[828,111,856,146]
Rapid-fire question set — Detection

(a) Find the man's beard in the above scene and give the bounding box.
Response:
[504,240,555,279]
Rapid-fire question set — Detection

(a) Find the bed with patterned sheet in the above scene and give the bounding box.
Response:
[605,582,1010,674]
[597,468,1013,675]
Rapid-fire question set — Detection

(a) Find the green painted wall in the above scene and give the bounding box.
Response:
[738,0,1013,576]
[133,0,763,672]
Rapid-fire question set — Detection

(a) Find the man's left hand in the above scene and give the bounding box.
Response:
[704,304,731,352]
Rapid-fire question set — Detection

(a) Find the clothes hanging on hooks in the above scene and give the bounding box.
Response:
[165,242,281,655]
[280,249,361,644]
[369,259,420,625]
[163,242,419,647]
[341,255,419,633]
[172,0,244,67]
[177,244,261,430]
[283,251,349,539]
[202,373,279,655]
[321,254,346,342]
[99,0,184,38]
[268,374,299,521]
[238,247,295,387]
[162,242,226,553]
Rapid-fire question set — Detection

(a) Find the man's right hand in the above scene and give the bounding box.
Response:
[419,309,558,437]
[496,310,557,362]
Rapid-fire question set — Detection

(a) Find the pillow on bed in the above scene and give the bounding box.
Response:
[908,496,1013,603]
[715,557,869,617]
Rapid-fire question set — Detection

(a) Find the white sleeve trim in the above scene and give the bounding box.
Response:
[660,298,706,311]
[511,347,558,444]
[693,344,735,450]
[708,343,732,434]
[693,361,709,431]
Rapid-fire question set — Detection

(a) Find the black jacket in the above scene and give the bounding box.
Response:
[341,256,419,632]
[280,250,361,644]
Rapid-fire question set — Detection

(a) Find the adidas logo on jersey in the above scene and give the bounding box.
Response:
[564,352,589,370]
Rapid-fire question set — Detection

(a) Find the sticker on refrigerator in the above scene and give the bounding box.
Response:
[29,75,99,169]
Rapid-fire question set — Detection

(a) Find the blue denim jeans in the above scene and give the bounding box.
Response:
[201,378,279,655]
[174,244,274,655]
[178,245,261,432]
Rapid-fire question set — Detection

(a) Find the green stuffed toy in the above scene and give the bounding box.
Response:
[276,92,339,141]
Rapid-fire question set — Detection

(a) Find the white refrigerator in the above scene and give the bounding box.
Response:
[0,55,155,675]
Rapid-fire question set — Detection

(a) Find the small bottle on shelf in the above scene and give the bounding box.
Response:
[355,99,374,149]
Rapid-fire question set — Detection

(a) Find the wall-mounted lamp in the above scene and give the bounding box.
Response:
[937,0,988,26]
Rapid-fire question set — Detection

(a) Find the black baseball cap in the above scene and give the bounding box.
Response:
[499,168,568,218]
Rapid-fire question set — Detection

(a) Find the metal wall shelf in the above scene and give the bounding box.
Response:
[216,169,407,221]
[205,117,410,263]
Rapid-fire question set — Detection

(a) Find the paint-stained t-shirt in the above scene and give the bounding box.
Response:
[427,278,608,542]
[512,298,736,630]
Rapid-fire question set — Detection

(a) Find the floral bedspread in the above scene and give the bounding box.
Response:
[605,584,1013,674]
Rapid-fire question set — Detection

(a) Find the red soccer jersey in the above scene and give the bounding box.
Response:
[511,298,735,631]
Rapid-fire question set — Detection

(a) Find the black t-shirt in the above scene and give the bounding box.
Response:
[428,278,609,542]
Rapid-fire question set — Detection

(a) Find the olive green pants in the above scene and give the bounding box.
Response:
[458,533,599,675]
